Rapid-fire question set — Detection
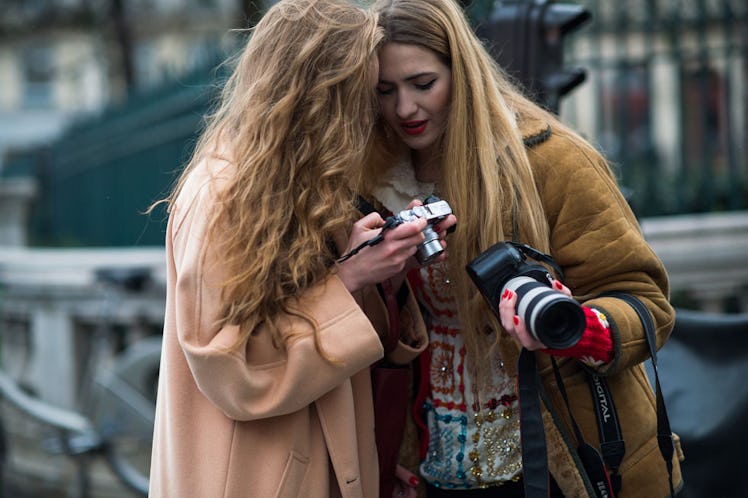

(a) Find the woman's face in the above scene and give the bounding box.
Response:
[377,42,452,158]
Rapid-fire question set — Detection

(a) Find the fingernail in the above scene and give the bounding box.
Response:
[554,281,563,290]
[502,289,509,300]
[409,476,420,487]
[513,316,520,326]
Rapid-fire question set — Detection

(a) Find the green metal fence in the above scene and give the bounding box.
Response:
[2,0,746,246]
[4,67,221,246]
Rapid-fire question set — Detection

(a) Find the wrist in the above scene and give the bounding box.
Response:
[335,262,362,294]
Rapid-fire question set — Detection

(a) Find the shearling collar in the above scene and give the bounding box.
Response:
[519,115,552,149]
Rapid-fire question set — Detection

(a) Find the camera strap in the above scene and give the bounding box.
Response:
[550,358,615,498]
[517,348,550,498]
[601,292,676,496]
[336,216,399,262]
[518,350,614,498]
[587,372,625,494]
[506,241,565,281]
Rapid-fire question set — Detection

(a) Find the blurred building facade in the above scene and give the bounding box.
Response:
[563,0,747,216]
[0,0,254,170]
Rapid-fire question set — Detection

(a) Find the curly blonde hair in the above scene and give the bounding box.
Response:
[368,0,604,382]
[164,0,383,354]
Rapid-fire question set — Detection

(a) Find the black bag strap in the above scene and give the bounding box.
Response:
[602,292,676,496]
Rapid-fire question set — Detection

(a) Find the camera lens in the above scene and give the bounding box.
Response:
[416,226,443,264]
[504,276,585,349]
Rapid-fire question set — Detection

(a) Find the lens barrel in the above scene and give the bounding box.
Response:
[504,276,585,349]
[416,226,443,264]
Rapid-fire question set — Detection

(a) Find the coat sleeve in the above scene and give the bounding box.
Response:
[168,164,384,421]
[355,281,429,366]
[529,131,675,374]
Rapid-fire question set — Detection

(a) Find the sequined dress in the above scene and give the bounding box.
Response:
[370,159,523,490]
[410,262,522,490]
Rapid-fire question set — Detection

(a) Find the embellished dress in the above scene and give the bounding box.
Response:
[371,159,523,490]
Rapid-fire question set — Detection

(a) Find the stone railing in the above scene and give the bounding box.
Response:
[0,211,747,409]
[0,247,165,409]
[641,211,748,313]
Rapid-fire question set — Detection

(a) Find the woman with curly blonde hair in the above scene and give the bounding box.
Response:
[362,0,684,497]
[148,1,449,496]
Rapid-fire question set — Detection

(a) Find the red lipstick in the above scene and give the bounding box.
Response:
[401,120,427,136]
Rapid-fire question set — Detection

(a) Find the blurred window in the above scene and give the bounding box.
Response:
[681,65,727,171]
[598,64,652,163]
[22,44,54,109]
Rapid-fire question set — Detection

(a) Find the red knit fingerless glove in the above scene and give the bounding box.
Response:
[543,306,614,367]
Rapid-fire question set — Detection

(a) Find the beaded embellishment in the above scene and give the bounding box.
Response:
[412,263,522,489]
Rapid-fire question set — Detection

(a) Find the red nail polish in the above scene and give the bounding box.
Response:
[502,289,509,300]
[409,476,420,487]
[513,316,520,326]
[554,281,563,290]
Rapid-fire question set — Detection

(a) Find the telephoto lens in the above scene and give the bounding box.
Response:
[466,241,585,349]
[502,276,585,349]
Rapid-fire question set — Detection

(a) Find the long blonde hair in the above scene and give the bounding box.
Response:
[164,0,382,354]
[368,0,601,380]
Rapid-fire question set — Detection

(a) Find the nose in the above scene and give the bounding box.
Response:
[395,90,417,120]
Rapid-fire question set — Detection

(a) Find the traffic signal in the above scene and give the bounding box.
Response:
[476,0,591,113]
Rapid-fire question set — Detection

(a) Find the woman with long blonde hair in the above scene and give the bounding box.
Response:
[363,0,684,496]
[148,1,448,496]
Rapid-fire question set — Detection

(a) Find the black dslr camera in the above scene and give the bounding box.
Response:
[465,241,584,349]
[392,195,452,264]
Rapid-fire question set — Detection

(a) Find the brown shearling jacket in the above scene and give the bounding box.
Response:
[513,115,684,498]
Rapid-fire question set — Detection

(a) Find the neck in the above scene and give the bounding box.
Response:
[413,149,441,184]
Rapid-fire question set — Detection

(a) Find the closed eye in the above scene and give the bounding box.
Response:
[415,79,437,91]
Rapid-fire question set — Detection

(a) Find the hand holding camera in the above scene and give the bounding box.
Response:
[336,197,454,292]
[390,196,453,264]
[338,196,454,264]
[466,241,585,349]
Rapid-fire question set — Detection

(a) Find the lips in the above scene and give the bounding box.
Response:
[400,120,427,136]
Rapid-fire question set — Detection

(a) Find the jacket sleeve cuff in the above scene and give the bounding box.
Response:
[543,306,614,367]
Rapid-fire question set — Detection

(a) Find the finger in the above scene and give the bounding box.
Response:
[405,198,424,209]
[514,315,548,350]
[433,214,457,234]
[356,211,385,230]
[552,279,572,297]
[395,464,419,488]
[498,288,517,331]
[388,217,428,240]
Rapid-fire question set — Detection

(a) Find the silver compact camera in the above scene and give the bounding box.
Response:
[392,196,452,264]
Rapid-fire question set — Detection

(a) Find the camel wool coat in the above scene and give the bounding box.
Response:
[148,156,427,498]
